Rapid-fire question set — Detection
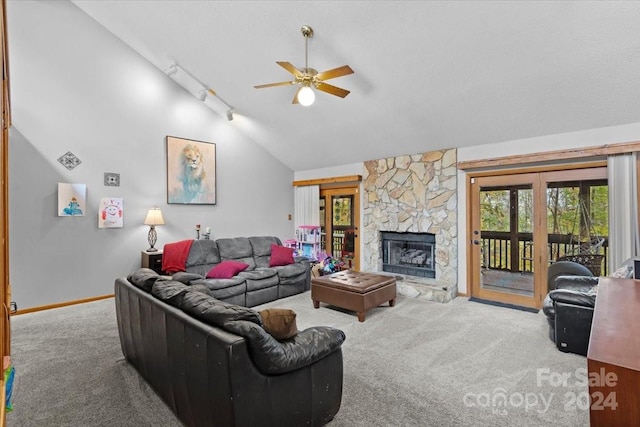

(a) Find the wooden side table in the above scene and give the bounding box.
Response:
[141,250,164,274]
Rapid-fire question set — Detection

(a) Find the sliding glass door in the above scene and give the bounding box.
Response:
[469,167,608,309]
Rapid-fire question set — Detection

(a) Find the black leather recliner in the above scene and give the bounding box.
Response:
[542,275,598,356]
[542,258,634,356]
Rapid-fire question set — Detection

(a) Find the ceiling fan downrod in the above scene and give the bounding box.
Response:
[301,25,313,71]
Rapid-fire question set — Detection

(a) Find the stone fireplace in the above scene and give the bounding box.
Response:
[362,149,458,302]
[381,231,435,278]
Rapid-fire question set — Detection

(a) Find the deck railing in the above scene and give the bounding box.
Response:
[320,230,346,257]
[481,231,609,275]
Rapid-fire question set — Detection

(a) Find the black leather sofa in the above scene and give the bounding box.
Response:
[115,269,345,427]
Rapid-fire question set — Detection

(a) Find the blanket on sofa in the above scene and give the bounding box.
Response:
[162,239,194,273]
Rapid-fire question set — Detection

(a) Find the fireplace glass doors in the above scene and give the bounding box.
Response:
[381,232,435,278]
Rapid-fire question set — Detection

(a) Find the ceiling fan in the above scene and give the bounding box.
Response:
[254,25,354,106]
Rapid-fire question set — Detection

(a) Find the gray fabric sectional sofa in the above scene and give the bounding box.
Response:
[180,236,311,307]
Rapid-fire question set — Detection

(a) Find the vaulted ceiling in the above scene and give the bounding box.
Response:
[72,1,640,171]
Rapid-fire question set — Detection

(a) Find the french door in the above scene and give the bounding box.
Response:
[469,167,607,309]
[320,187,360,271]
[470,173,542,308]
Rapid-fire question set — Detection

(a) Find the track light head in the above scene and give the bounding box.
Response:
[166,63,178,76]
[196,89,207,101]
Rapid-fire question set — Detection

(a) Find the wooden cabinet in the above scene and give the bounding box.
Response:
[587,277,640,426]
[141,250,164,274]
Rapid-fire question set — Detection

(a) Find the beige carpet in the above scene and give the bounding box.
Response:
[7,291,589,426]
[260,292,589,426]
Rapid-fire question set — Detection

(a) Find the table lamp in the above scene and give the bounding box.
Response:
[144,207,165,252]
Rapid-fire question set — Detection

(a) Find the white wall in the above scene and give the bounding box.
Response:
[8,0,295,309]
[456,123,640,294]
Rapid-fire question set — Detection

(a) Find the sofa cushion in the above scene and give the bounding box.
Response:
[151,280,192,308]
[269,244,295,267]
[181,291,262,326]
[239,268,279,292]
[222,320,346,375]
[193,276,246,290]
[249,236,281,268]
[259,308,298,340]
[192,277,247,302]
[271,262,306,279]
[189,283,213,296]
[185,264,216,278]
[217,237,257,269]
[185,240,221,267]
[127,268,160,292]
[172,272,203,284]
[207,260,250,279]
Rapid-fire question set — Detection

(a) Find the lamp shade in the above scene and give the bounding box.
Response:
[144,208,165,226]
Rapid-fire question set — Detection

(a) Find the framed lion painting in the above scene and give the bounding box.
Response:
[166,136,216,204]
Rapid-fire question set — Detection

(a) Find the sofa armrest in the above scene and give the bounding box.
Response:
[222,320,345,375]
[548,289,596,308]
[555,275,599,292]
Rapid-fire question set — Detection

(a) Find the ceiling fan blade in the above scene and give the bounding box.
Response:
[316,65,354,81]
[315,81,350,98]
[254,80,296,89]
[292,86,302,104]
[277,61,303,77]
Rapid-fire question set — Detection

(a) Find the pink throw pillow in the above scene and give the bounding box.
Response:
[206,260,249,279]
[269,244,295,267]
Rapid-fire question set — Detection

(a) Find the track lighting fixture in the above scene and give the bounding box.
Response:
[166,62,236,121]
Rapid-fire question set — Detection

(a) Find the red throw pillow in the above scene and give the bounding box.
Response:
[269,244,295,267]
[206,260,249,279]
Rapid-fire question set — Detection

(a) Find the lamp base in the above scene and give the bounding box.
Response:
[147,225,158,253]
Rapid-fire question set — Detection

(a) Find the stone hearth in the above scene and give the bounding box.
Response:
[362,149,458,302]
[396,276,458,303]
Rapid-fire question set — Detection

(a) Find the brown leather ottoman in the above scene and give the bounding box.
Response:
[311,270,396,322]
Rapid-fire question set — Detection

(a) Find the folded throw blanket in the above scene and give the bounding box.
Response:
[162,239,194,273]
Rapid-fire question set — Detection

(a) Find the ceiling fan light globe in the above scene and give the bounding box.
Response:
[298,86,315,106]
